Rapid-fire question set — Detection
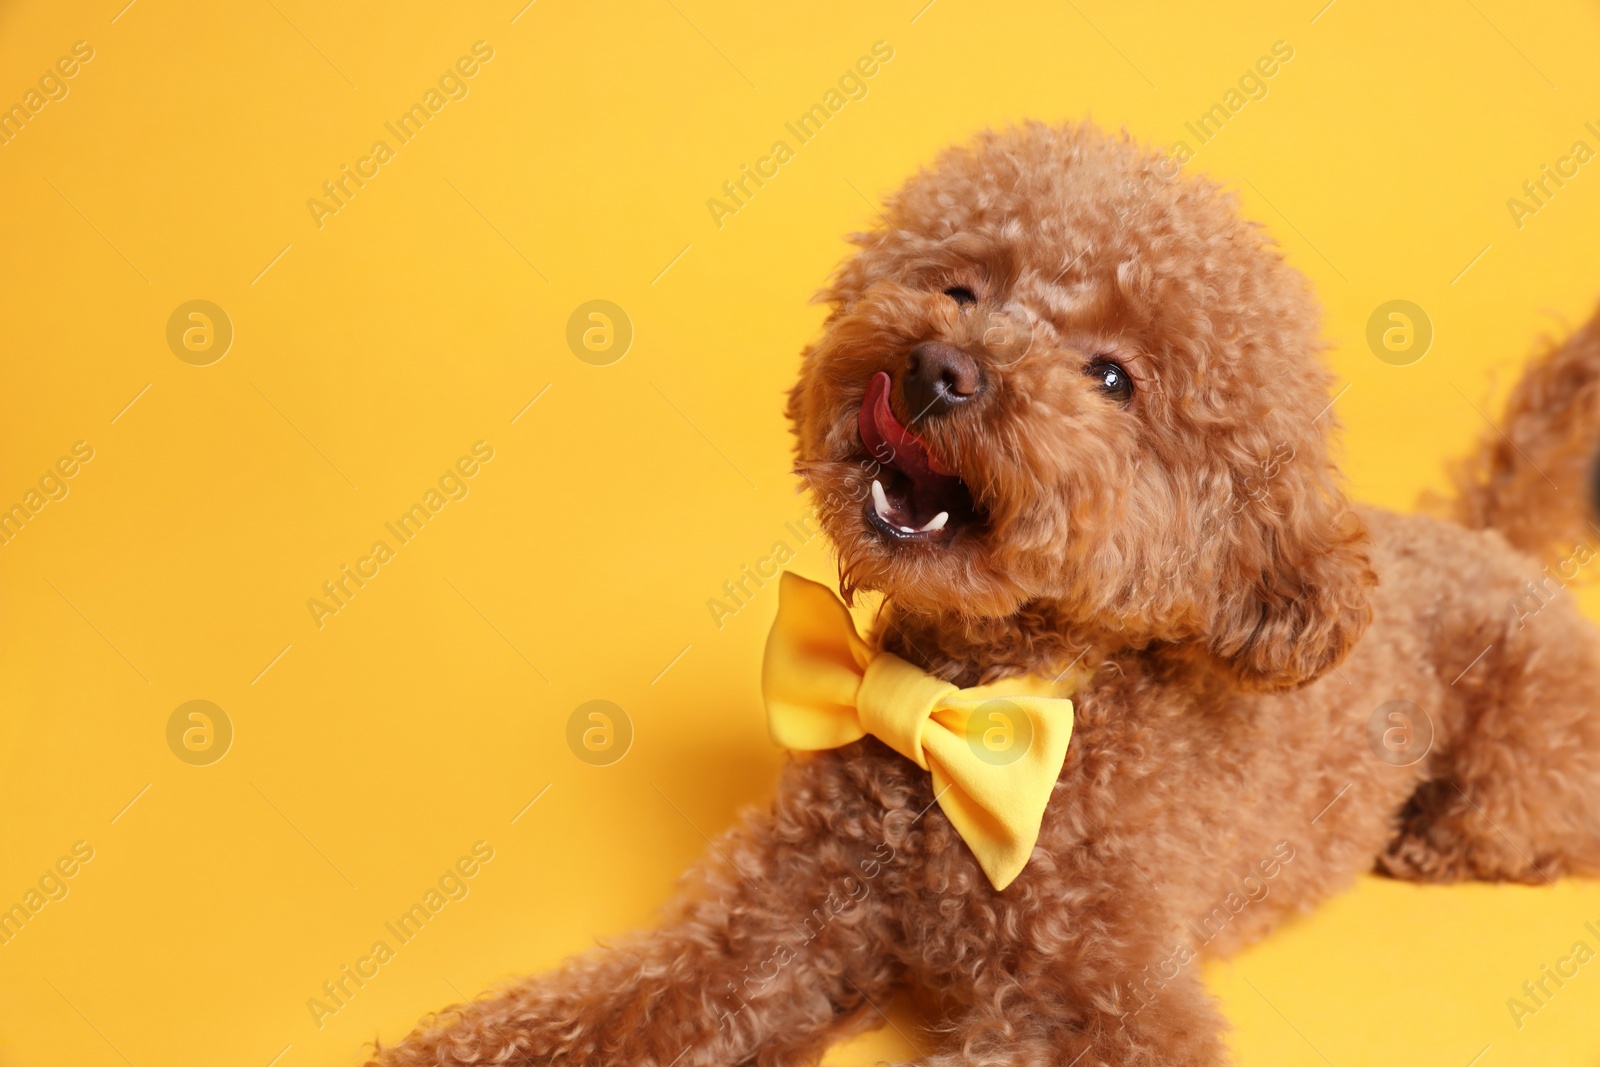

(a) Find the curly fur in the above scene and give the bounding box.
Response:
[368,121,1600,1066]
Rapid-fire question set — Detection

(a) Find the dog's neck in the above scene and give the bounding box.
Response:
[875,600,1111,688]
[877,601,1237,707]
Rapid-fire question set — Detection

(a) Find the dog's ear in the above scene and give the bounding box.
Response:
[1206,469,1376,691]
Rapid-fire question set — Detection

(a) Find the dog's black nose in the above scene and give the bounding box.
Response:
[901,342,981,419]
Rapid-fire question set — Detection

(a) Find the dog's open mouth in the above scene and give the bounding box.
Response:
[857,371,977,544]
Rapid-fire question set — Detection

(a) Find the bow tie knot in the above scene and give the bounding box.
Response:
[761,572,1082,891]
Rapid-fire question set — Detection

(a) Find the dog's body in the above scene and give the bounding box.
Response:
[373,123,1600,1065]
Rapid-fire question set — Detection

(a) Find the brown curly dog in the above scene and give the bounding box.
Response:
[369,121,1600,1066]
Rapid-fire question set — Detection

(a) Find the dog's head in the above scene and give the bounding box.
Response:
[788,121,1373,690]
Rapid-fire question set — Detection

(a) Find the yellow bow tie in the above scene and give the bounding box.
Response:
[761,572,1079,891]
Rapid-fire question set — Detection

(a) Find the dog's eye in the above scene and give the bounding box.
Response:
[943,287,977,307]
[1086,359,1134,404]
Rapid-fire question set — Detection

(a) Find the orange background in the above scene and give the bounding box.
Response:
[2,1,1600,1065]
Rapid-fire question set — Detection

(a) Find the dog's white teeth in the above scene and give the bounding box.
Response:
[918,511,949,533]
[871,479,892,519]
[900,526,916,533]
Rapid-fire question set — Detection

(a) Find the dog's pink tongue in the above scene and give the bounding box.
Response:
[858,371,955,480]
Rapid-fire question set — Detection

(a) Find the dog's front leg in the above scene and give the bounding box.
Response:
[367,754,907,1067]
[917,950,1228,1067]
[899,863,1230,1067]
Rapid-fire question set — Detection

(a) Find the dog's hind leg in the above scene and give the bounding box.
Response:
[1377,589,1600,884]
[1384,302,1600,884]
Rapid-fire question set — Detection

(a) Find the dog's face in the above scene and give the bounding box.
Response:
[789,122,1374,689]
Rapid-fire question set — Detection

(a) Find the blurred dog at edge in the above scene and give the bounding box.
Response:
[369,121,1600,1066]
